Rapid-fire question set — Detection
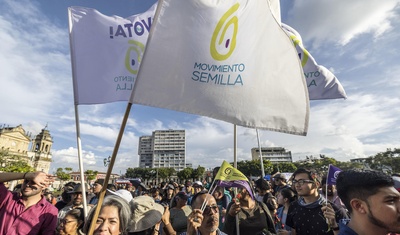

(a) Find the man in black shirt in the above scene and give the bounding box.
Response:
[286,168,346,235]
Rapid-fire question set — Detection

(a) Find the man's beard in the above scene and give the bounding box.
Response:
[366,201,400,233]
[72,197,83,206]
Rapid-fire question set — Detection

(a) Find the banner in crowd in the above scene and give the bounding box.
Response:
[327,164,342,185]
[131,0,309,135]
[214,161,254,199]
[282,23,347,100]
[68,4,157,105]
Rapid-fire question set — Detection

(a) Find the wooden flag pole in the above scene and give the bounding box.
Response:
[87,102,133,235]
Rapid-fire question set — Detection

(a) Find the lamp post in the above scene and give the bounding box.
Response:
[103,156,111,167]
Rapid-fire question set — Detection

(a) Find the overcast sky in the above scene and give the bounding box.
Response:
[0,0,399,175]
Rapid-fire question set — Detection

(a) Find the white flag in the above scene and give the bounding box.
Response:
[131,0,309,135]
[68,4,157,105]
[282,23,347,100]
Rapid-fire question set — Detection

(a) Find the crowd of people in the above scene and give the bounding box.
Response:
[0,167,399,235]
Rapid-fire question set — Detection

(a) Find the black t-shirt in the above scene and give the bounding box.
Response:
[286,200,345,235]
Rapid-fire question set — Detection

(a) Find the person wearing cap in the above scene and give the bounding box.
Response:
[184,180,195,197]
[193,181,204,194]
[272,173,290,195]
[128,195,166,235]
[170,191,193,234]
[0,171,58,235]
[89,179,105,206]
[161,184,176,207]
[107,189,133,204]
[55,182,76,211]
[187,181,204,206]
[58,183,92,224]
[184,192,227,235]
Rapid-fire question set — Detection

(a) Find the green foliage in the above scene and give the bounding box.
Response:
[191,165,205,179]
[85,170,98,182]
[236,160,265,177]
[177,168,193,180]
[0,150,34,173]
[157,168,169,179]
[273,162,297,174]
[125,167,154,180]
[55,167,73,181]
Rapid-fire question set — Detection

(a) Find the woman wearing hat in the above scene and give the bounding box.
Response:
[169,192,192,234]
[128,196,166,235]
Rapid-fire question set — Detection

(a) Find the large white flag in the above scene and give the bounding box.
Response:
[282,24,347,100]
[68,4,157,105]
[131,0,309,135]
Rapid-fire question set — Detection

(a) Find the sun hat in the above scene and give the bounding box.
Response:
[129,196,165,232]
[68,183,90,194]
[107,189,133,203]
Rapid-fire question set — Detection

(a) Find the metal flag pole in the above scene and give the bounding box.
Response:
[73,104,89,219]
[234,124,240,235]
[256,129,265,177]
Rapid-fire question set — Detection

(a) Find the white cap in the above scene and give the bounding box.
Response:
[107,189,133,203]
[193,181,203,187]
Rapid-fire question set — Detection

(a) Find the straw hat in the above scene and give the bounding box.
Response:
[129,196,165,232]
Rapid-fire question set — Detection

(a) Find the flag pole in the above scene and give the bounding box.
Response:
[256,129,265,177]
[87,102,133,235]
[73,104,89,219]
[326,164,330,207]
[233,124,240,235]
[69,8,88,219]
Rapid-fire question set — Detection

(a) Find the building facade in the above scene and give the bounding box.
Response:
[139,130,186,172]
[251,147,292,163]
[0,125,53,173]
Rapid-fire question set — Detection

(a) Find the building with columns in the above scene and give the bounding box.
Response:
[0,124,53,173]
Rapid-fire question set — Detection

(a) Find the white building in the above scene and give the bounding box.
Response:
[251,147,292,163]
[139,130,186,172]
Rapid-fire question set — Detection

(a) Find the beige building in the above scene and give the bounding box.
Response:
[139,129,186,172]
[251,147,293,164]
[0,124,53,173]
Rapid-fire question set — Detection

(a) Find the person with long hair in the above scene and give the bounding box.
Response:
[276,188,297,234]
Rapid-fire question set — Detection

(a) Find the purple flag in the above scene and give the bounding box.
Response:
[217,180,255,200]
[327,164,342,185]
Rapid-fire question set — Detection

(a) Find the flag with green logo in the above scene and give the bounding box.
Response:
[131,0,309,135]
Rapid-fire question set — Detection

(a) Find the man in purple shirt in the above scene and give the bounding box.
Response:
[0,171,58,235]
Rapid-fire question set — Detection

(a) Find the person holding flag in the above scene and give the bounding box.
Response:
[321,165,347,213]
[211,161,276,235]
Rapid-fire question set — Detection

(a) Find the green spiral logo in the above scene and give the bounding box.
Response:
[210,3,239,61]
[125,40,145,74]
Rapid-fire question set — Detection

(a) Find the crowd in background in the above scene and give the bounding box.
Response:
[1,166,400,235]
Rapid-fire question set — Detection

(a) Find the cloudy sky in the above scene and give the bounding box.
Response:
[1,0,399,175]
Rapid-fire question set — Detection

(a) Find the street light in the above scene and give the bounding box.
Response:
[103,156,111,167]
